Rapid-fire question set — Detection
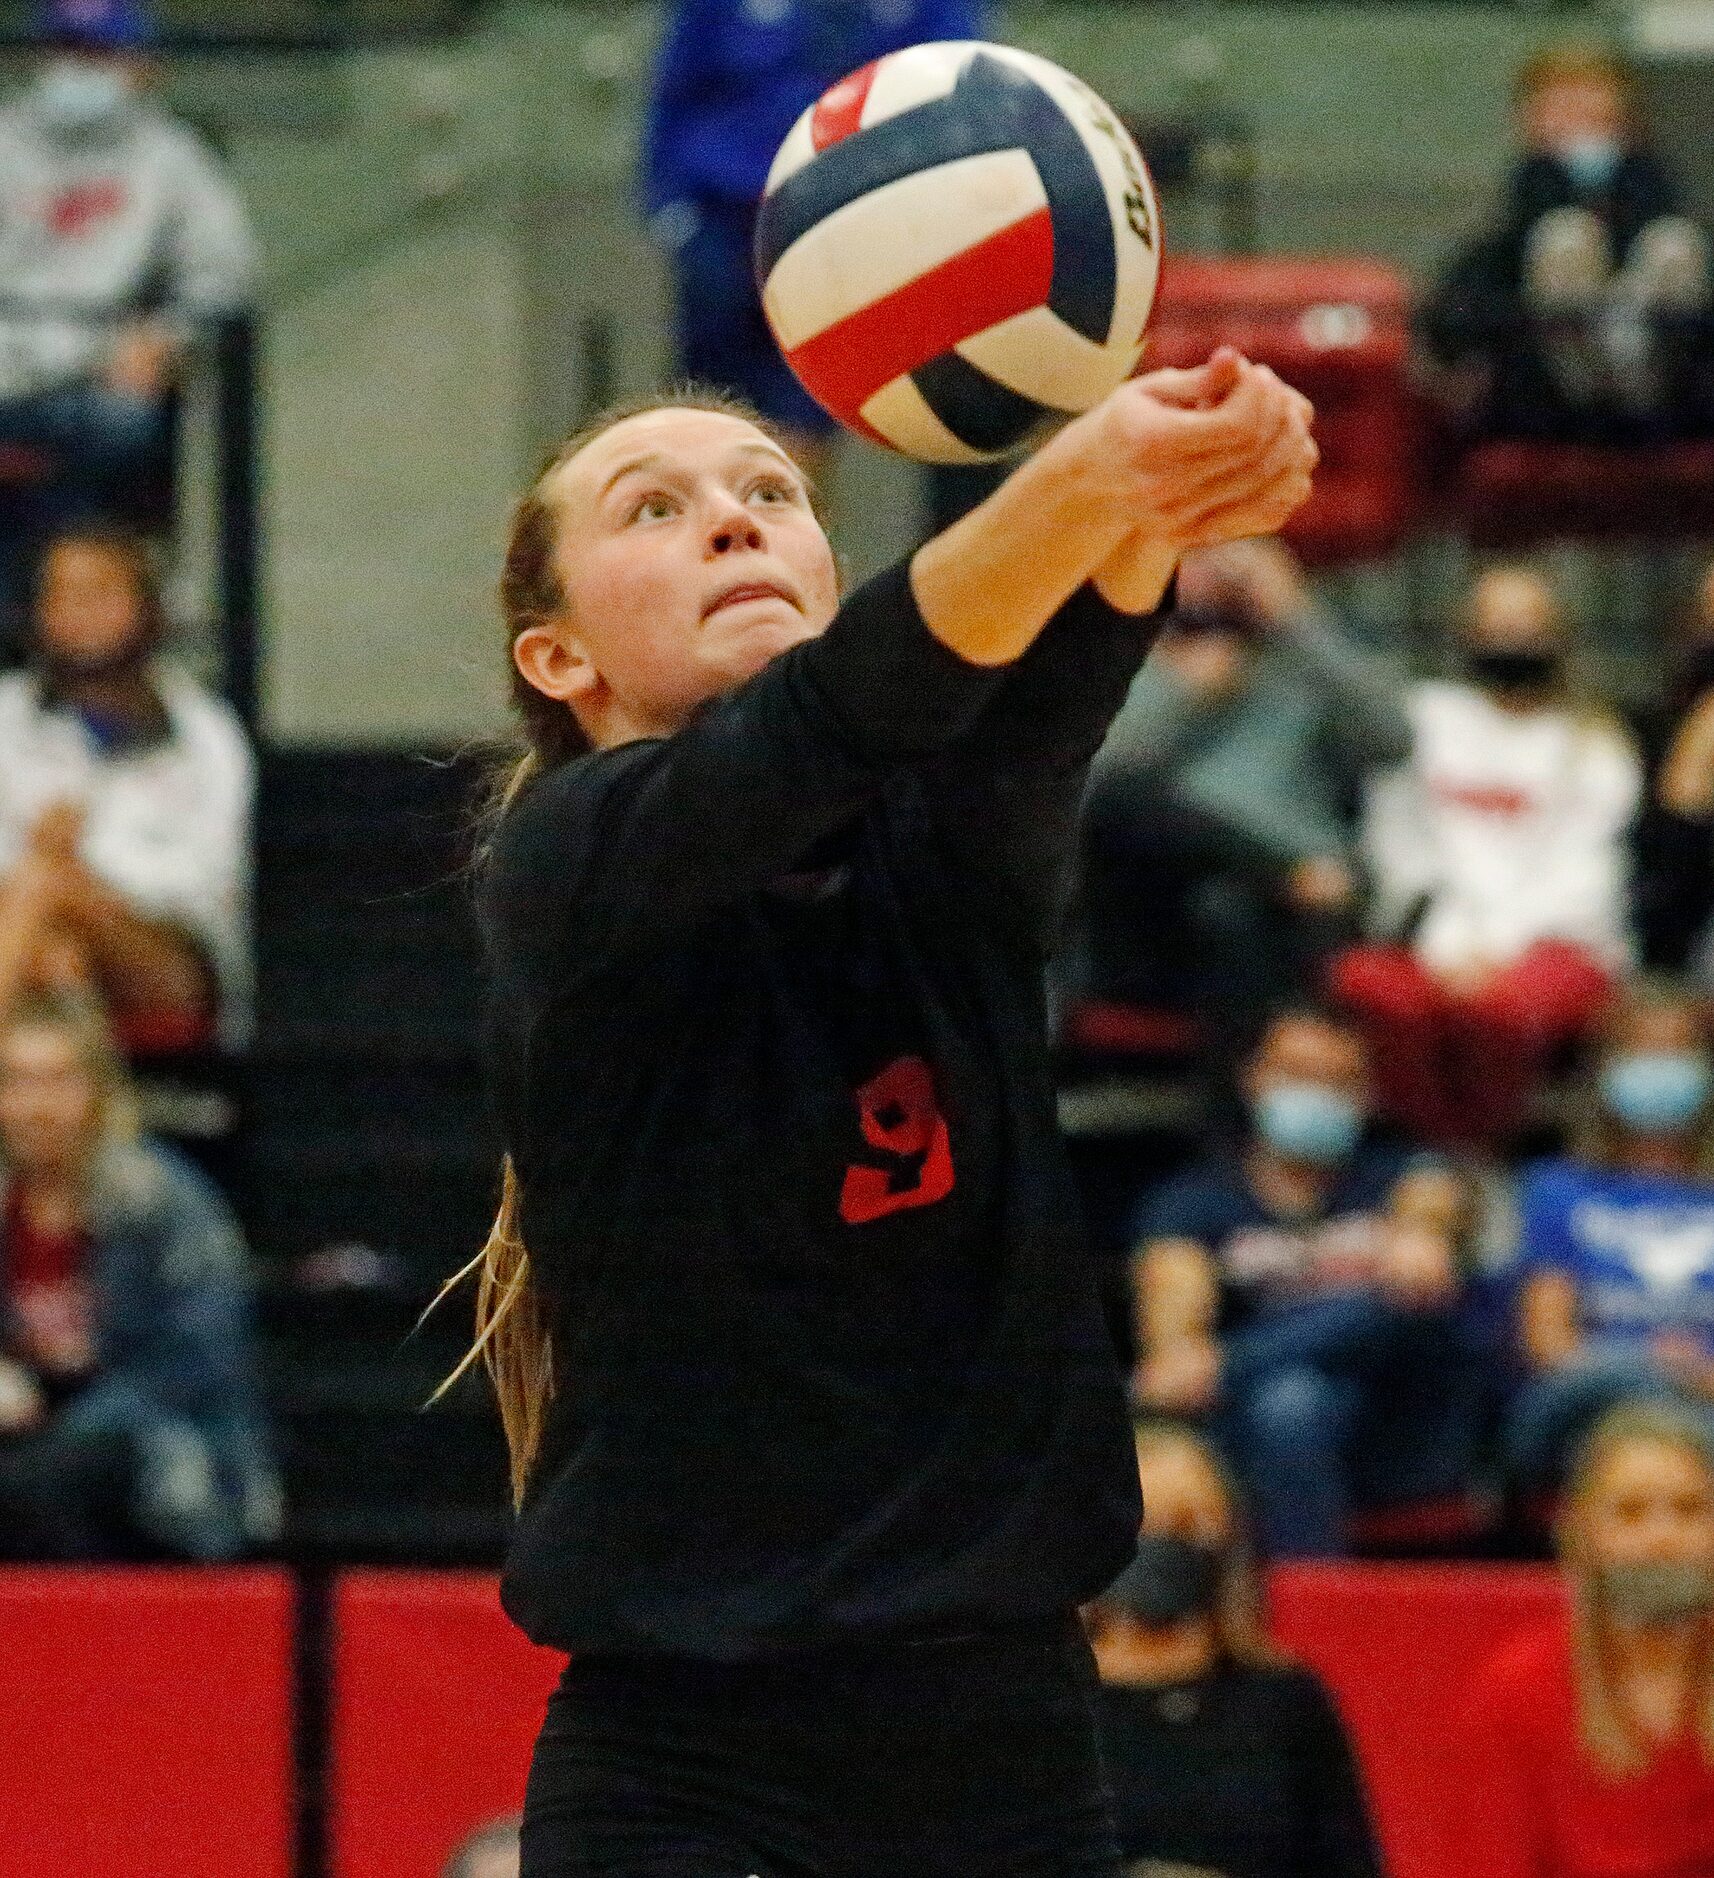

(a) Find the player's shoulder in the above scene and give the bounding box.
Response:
[481,742,659,898]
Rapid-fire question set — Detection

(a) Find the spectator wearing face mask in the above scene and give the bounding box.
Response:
[1080,539,1409,1044]
[1332,565,1640,1149]
[0,0,256,627]
[1129,1006,1482,1559]
[1464,1403,1714,1878]
[0,526,253,1050]
[1088,1421,1384,1878]
[1509,982,1714,1497]
[1424,41,1714,449]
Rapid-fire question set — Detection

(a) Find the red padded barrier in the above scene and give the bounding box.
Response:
[1269,1563,1562,1878]
[329,1564,1569,1878]
[0,1565,293,1877]
[330,1570,565,1878]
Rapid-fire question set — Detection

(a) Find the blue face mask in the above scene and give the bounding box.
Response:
[1558,134,1623,193]
[1253,1081,1363,1165]
[1600,1051,1713,1134]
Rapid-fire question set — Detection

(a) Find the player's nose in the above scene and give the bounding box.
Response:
[704,489,764,555]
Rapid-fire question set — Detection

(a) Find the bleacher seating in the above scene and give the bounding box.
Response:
[249,748,510,1564]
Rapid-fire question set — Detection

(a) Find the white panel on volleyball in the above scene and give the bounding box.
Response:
[761,150,1048,353]
[955,308,1136,414]
[1001,46,1162,367]
[764,113,820,194]
[856,40,973,128]
[860,374,995,466]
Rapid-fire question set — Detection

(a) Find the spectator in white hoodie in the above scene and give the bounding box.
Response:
[0,0,256,630]
[1330,565,1638,1147]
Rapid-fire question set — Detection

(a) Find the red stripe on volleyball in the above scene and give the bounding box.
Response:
[811,61,880,151]
[786,207,1055,422]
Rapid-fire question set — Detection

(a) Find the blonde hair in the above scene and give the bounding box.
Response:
[1561,1402,1714,1777]
[0,986,140,1169]
[434,386,812,1508]
[1086,1421,1282,1668]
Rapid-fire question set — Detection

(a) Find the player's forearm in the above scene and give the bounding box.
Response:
[908,413,1135,667]
[1091,534,1181,615]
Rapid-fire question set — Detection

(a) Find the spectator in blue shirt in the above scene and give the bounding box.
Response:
[1509,979,1714,1493]
[642,0,985,474]
[1130,1004,1483,1557]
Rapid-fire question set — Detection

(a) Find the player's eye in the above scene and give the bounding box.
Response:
[747,476,797,506]
[626,490,679,524]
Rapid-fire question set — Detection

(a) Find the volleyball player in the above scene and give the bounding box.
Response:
[451,348,1316,1876]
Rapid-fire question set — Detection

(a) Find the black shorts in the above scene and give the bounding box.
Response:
[519,1611,1123,1878]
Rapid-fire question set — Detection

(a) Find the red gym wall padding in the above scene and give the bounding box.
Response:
[0,1566,294,1878]
[327,1564,1567,1878]
[1269,1562,1563,1878]
[330,1570,566,1878]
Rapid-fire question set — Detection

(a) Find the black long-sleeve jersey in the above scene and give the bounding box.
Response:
[479,557,1163,1661]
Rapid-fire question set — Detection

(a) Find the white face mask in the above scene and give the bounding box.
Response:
[34,59,134,137]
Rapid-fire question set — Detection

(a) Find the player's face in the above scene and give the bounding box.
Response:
[541,409,839,740]
[1578,1438,1714,1577]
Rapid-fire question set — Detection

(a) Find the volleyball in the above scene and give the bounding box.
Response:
[753,41,1162,465]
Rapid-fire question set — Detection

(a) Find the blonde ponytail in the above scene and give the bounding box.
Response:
[429,1157,555,1508]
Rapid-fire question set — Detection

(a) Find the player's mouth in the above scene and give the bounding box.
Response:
[702,579,800,620]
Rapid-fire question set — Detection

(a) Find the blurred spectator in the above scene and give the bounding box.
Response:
[0,987,275,1559]
[1080,540,1408,1046]
[1464,1403,1714,1877]
[0,526,253,1050]
[1089,1422,1383,1878]
[442,1816,521,1878]
[0,0,256,629]
[1129,1005,1482,1559]
[1509,981,1714,1497]
[1424,41,1714,449]
[642,0,983,478]
[1332,565,1638,1148]
[1651,559,1714,974]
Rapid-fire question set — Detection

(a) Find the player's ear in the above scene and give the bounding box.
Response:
[513,624,600,710]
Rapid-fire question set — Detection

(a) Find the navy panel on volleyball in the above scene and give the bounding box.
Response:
[754,41,1162,465]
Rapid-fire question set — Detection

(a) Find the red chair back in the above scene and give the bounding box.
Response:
[1148,253,1423,565]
